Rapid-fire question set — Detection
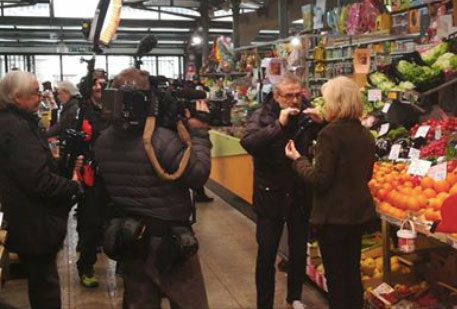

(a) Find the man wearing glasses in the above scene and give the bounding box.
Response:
[0,71,82,309]
[241,74,322,309]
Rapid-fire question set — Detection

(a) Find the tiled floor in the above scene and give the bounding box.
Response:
[0,189,327,309]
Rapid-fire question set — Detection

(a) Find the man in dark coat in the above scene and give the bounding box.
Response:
[95,68,211,308]
[0,71,82,309]
[76,69,110,288]
[241,74,321,309]
[46,80,80,138]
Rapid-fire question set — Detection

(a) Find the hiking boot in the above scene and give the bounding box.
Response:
[80,272,99,288]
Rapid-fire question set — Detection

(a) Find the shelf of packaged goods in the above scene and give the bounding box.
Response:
[325,33,420,50]
[390,0,443,15]
[200,72,247,78]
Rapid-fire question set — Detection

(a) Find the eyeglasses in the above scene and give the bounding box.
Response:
[279,92,302,100]
[29,89,42,97]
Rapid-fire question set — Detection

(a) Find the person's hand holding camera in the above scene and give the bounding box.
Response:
[279,107,300,127]
[186,100,211,130]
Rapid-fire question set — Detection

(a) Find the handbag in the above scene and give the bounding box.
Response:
[103,217,147,261]
[154,225,199,274]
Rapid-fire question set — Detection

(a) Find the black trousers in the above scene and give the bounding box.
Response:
[77,177,107,274]
[255,206,309,309]
[122,236,208,309]
[317,224,364,309]
[19,252,60,309]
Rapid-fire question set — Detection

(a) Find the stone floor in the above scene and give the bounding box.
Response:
[0,189,328,309]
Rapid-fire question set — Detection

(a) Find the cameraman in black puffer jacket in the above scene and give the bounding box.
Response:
[94,68,211,309]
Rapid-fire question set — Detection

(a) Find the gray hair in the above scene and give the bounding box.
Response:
[56,80,80,96]
[0,71,37,110]
[273,73,302,92]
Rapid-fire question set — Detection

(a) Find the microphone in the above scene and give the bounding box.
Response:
[136,35,158,58]
[173,89,207,100]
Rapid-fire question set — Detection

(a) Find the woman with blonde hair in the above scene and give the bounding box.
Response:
[285,76,376,309]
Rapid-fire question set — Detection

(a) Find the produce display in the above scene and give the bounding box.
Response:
[420,42,449,66]
[397,60,441,86]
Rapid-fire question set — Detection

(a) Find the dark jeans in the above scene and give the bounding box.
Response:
[19,252,60,309]
[77,178,107,274]
[256,206,309,309]
[317,224,364,309]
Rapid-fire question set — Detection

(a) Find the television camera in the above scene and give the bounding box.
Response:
[101,35,235,131]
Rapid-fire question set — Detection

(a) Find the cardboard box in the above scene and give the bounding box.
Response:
[376,14,392,33]
[408,9,420,33]
[366,283,399,309]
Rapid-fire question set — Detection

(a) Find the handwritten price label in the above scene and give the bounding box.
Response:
[378,123,390,137]
[415,126,430,138]
[382,103,392,114]
[388,144,401,161]
[408,159,432,176]
[428,162,447,181]
[408,147,420,159]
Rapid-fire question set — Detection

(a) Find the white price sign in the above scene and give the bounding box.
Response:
[415,125,430,138]
[435,125,442,140]
[408,159,432,176]
[388,144,401,161]
[378,123,390,137]
[382,103,392,114]
[408,147,420,159]
[368,89,382,102]
[428,162,447,181]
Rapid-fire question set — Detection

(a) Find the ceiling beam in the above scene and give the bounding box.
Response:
[0,16,232,29]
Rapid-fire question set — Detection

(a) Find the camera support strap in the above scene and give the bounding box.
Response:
[142,116,192,181]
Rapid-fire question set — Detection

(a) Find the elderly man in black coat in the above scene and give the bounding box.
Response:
[241,74,322,309]
[0,71,82,309]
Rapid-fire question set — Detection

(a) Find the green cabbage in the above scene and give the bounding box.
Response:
[432,52,457,71]
[421,42,449,65]
[397,60,441,85]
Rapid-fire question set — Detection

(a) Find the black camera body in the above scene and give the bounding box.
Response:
[101,81,234,130]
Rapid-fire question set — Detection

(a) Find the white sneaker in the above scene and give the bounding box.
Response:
[290,300,307,309]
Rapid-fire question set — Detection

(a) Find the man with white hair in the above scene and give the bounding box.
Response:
[46,80,80,138]
[0,71,82,309]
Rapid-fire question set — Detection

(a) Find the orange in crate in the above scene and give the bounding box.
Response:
[421,176,435,189]
[434,180,450,193]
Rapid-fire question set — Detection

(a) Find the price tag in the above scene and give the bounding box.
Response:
[378,123,390,137]
[408,159,432,176]
[368,89,382,102]
[428,162,447,181]
[388,144,401,161]
[408,147,420,159]
[435,125,442,140]
[415,125,430,138]
[388,91,398,100]
[382,103,392,114]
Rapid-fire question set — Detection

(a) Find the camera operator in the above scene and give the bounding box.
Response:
[95,68,211,308]
[76,68,110,288]
[0,71,82,309]
[240,73,323,309]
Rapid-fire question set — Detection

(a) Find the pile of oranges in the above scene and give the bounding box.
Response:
[369,162,457,222]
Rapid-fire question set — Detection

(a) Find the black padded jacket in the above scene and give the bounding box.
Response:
[94,125,212,222]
